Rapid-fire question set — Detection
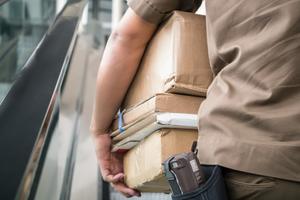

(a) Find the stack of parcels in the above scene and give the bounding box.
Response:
[111,11,213,192]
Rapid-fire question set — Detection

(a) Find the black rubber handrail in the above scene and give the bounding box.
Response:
[0,0,86,199]
[0,0,9,6]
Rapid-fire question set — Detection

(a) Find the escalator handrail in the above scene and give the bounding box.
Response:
[0,0,10,7]
[0,0,87,199]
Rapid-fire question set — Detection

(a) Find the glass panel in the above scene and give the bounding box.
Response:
[0,0,65,103]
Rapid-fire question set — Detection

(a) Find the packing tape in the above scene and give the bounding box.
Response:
[118,109,125,133]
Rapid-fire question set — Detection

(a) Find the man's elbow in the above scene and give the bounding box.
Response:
[108,8,157,48]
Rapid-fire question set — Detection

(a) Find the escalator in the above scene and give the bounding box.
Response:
[0,0,90,199]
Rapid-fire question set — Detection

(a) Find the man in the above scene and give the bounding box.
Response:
[90,0,300,199]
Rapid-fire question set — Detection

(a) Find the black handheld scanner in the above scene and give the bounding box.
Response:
[162,141,206,195]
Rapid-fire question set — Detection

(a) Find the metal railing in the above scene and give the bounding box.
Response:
[0,0,9,6]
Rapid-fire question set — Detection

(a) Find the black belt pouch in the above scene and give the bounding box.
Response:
[172,166,228,200]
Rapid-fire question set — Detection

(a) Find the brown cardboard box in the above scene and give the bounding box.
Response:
[123,11,212,108]
[124,128,198,192]
[112,93,204,133]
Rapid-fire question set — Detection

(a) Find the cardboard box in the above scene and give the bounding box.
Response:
[112,113,198,152]
[112,93,204,132]
[123,11,212,108]
[124,129,198,192]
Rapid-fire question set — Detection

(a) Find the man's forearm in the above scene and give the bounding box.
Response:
[91,8,156,134]
[91,34,146,133]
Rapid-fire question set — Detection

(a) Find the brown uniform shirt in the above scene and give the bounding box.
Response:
[127,0,300,182]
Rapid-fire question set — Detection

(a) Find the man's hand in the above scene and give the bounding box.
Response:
[92,133,141,198]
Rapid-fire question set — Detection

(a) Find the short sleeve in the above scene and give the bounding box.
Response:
[127,0,202,24]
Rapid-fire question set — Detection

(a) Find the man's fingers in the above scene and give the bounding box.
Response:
[102,174,114,182]
[111,182,141,197]
[101,168,113,182]
[102,172,124,183]
[120,192,132,198]
[103,173,124,183]
[111,173,125,183]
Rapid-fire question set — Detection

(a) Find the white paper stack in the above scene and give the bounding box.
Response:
[112,112,198,152]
